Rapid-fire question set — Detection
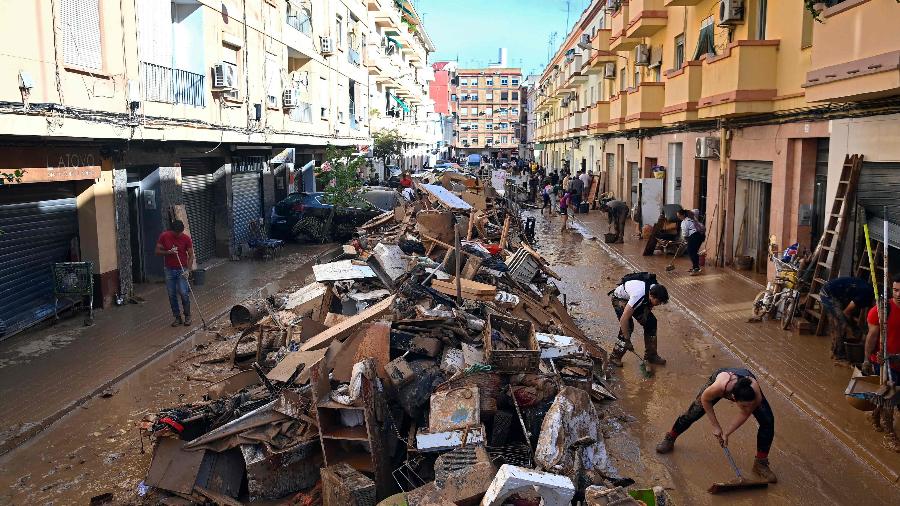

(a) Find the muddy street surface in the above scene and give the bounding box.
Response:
[530,208,898,505]
[0,245,329,505]
[0,212,897,505]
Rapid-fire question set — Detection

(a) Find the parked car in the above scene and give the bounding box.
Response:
[270,187,398,242]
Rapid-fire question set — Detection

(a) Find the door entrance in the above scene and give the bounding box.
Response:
[733,161,773,275]
[697,159,709,222]
[666,142,683,206]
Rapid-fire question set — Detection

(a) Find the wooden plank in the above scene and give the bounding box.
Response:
[430,278,496,301]
[300,295,396,351]
[499,216,511,250]
[420,183,473,210]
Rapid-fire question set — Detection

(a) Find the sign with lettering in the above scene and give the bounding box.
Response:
[1,148,102,184]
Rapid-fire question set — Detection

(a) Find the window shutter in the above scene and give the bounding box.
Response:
[61,0,103,70]
[266,56,281,105]
[136,0,173,66]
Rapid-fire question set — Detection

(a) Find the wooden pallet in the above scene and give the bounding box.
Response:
[800,154,864,335]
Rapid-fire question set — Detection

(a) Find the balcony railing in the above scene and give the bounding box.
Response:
[141,62,205,107]
[287,12,312,35]
[349,48,361,66]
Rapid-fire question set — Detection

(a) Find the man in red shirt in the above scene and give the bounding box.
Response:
[155,220,195,327]
[399,172,413,189]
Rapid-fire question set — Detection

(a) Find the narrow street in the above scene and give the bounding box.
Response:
[1,209,896,504]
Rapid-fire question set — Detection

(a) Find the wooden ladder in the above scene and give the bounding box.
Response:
[801,154,864,335]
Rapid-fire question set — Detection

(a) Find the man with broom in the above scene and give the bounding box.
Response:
[608,273,669,368]
[655,367,778,484]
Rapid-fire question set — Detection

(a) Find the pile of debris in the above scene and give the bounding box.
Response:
[139,173,666,506]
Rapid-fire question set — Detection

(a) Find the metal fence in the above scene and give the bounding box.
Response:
[141,61,206,107]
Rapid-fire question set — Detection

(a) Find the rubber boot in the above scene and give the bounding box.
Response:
[609,339,632,368]
[171,315,183,327]
[752,458,778,483]
[655,433,675,454]
[643,335,667,365]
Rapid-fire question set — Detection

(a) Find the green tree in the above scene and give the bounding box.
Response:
[316,145,366,209]
[373,129,404,167]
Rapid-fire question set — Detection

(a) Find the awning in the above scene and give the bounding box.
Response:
[396,0,417,21]
[385,35,402,49]
[390,94,411,113]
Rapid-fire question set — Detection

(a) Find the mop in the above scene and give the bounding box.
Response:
[173,248,209,329]
[707,446,769,494]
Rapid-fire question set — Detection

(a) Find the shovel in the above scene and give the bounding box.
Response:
[708,446,769,494]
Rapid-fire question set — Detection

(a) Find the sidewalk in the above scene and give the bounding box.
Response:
[0,243,330,455]
[568,211,900,484]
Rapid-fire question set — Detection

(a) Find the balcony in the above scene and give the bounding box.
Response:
[564,53,588,87]
[365,44,384,75]
[585,29,616,74]
[284,14,317,60]
[625,0,667,38]
[803,0,900,103]
[608,92,628,132]
[141,62,206,107]
[662,60,703,124]
[664,0,702,5]
[373,2,401,29]
[624,82,664,129]
[588,101,611,135]
[610,3,639,52]
[697,40,780,119]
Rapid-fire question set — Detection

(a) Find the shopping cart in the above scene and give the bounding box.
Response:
[53,261,94,325]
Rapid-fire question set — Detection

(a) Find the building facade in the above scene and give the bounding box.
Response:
[534,0,900,279]
[430,61,457,160]
[0,0,434,340]
[520,75,539,162]
[451,67,524,161]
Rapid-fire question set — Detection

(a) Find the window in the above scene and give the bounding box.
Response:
[619,68,626,92]
[287,2,312,34]
[499,122,508,130]
[266,56,281,109]
[472,137,478,145]
[634,67,641,88]
[501,91,509,100]
[756,0,768,40]
[460,78,468,86]
[486,92,493,100]
[486,78,494,85]
[335,16,343,48]
[460,107,468,116]
[693,17,716,59]
[512,91,519,100]
[654,66,662,82]
[486,123,493,130]
[674,34,685,69]
[501,136,508,144]
[511,107,518,115]
[472,107,478,115]
[61,0,103,70]
[485,107,492,115]
[319,76,328,118]
[512,78,519,86]
[801,6,814,48]
[501,77,509,85]
[471,93,478,101]
[451,94,457,102]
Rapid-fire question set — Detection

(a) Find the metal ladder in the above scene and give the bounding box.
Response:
[801,154,864,335]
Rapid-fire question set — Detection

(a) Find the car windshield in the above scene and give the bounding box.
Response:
[317,190,396,211]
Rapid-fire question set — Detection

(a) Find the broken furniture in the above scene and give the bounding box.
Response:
[484,314,539,373]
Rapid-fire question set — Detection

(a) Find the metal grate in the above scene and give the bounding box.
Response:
[141,61,206,107]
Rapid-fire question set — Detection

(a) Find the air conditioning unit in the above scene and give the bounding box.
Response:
[634,44,651,66]
[283,88,299,108]
[696,136,721,159]
[212,62,236,89]
[320,36,334,56]
[577,33,592,50]
[718,0,744,26]
[607,0,622,13]
[603,62,616,79]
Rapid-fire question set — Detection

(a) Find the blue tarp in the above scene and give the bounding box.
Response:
[467,154,482,166]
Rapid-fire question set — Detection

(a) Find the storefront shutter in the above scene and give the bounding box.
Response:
[735,161,773,183]
[231,170,262,251]
[858,162,900,249]
[61,0,103,70]
[0,186,79,338]
[181,159,218,264]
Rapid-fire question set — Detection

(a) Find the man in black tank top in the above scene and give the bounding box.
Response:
[654,367,777,483]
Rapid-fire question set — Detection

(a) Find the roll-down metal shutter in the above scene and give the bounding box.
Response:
[858,161,900,249]
[736,161,773,183]
[0,186,78,337]
[232,171,262,250]
[181,159,217,263]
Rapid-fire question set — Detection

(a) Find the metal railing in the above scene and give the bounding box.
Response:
[287,12,312,34]
[141,62,206,107]
[349,48,361,66]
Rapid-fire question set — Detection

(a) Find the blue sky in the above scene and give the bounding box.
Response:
[414,0,591,77]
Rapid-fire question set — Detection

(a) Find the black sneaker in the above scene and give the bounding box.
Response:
[171,316,183,327]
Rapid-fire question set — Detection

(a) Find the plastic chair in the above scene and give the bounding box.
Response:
[248,220,285,260]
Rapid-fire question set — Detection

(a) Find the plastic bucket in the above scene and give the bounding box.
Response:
[191,268,207,286]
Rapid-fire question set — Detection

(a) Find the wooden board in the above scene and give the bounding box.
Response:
[300,295,396,351]
[430,278,496,301]
[420,184,473,211]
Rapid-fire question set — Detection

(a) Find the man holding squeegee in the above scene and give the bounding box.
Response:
[655,367,778,484]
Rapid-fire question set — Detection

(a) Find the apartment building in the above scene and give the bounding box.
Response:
[534,0,900,279]
[520,75,539,162]
[0,0,434,340]
[430,61,457,160]
[452,67,524,161]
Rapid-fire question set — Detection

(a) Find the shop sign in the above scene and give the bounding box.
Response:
[0,148,102,184]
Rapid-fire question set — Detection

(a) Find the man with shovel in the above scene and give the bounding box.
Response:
[608,273,669,368]
[655,367,778,484]
[155,220,195,327]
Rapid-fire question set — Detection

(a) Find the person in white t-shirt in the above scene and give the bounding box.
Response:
[609,275,669,367]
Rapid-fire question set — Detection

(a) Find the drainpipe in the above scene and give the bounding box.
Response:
[716,123,731,267]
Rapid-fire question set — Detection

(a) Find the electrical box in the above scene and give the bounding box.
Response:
[320,36,334,56]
